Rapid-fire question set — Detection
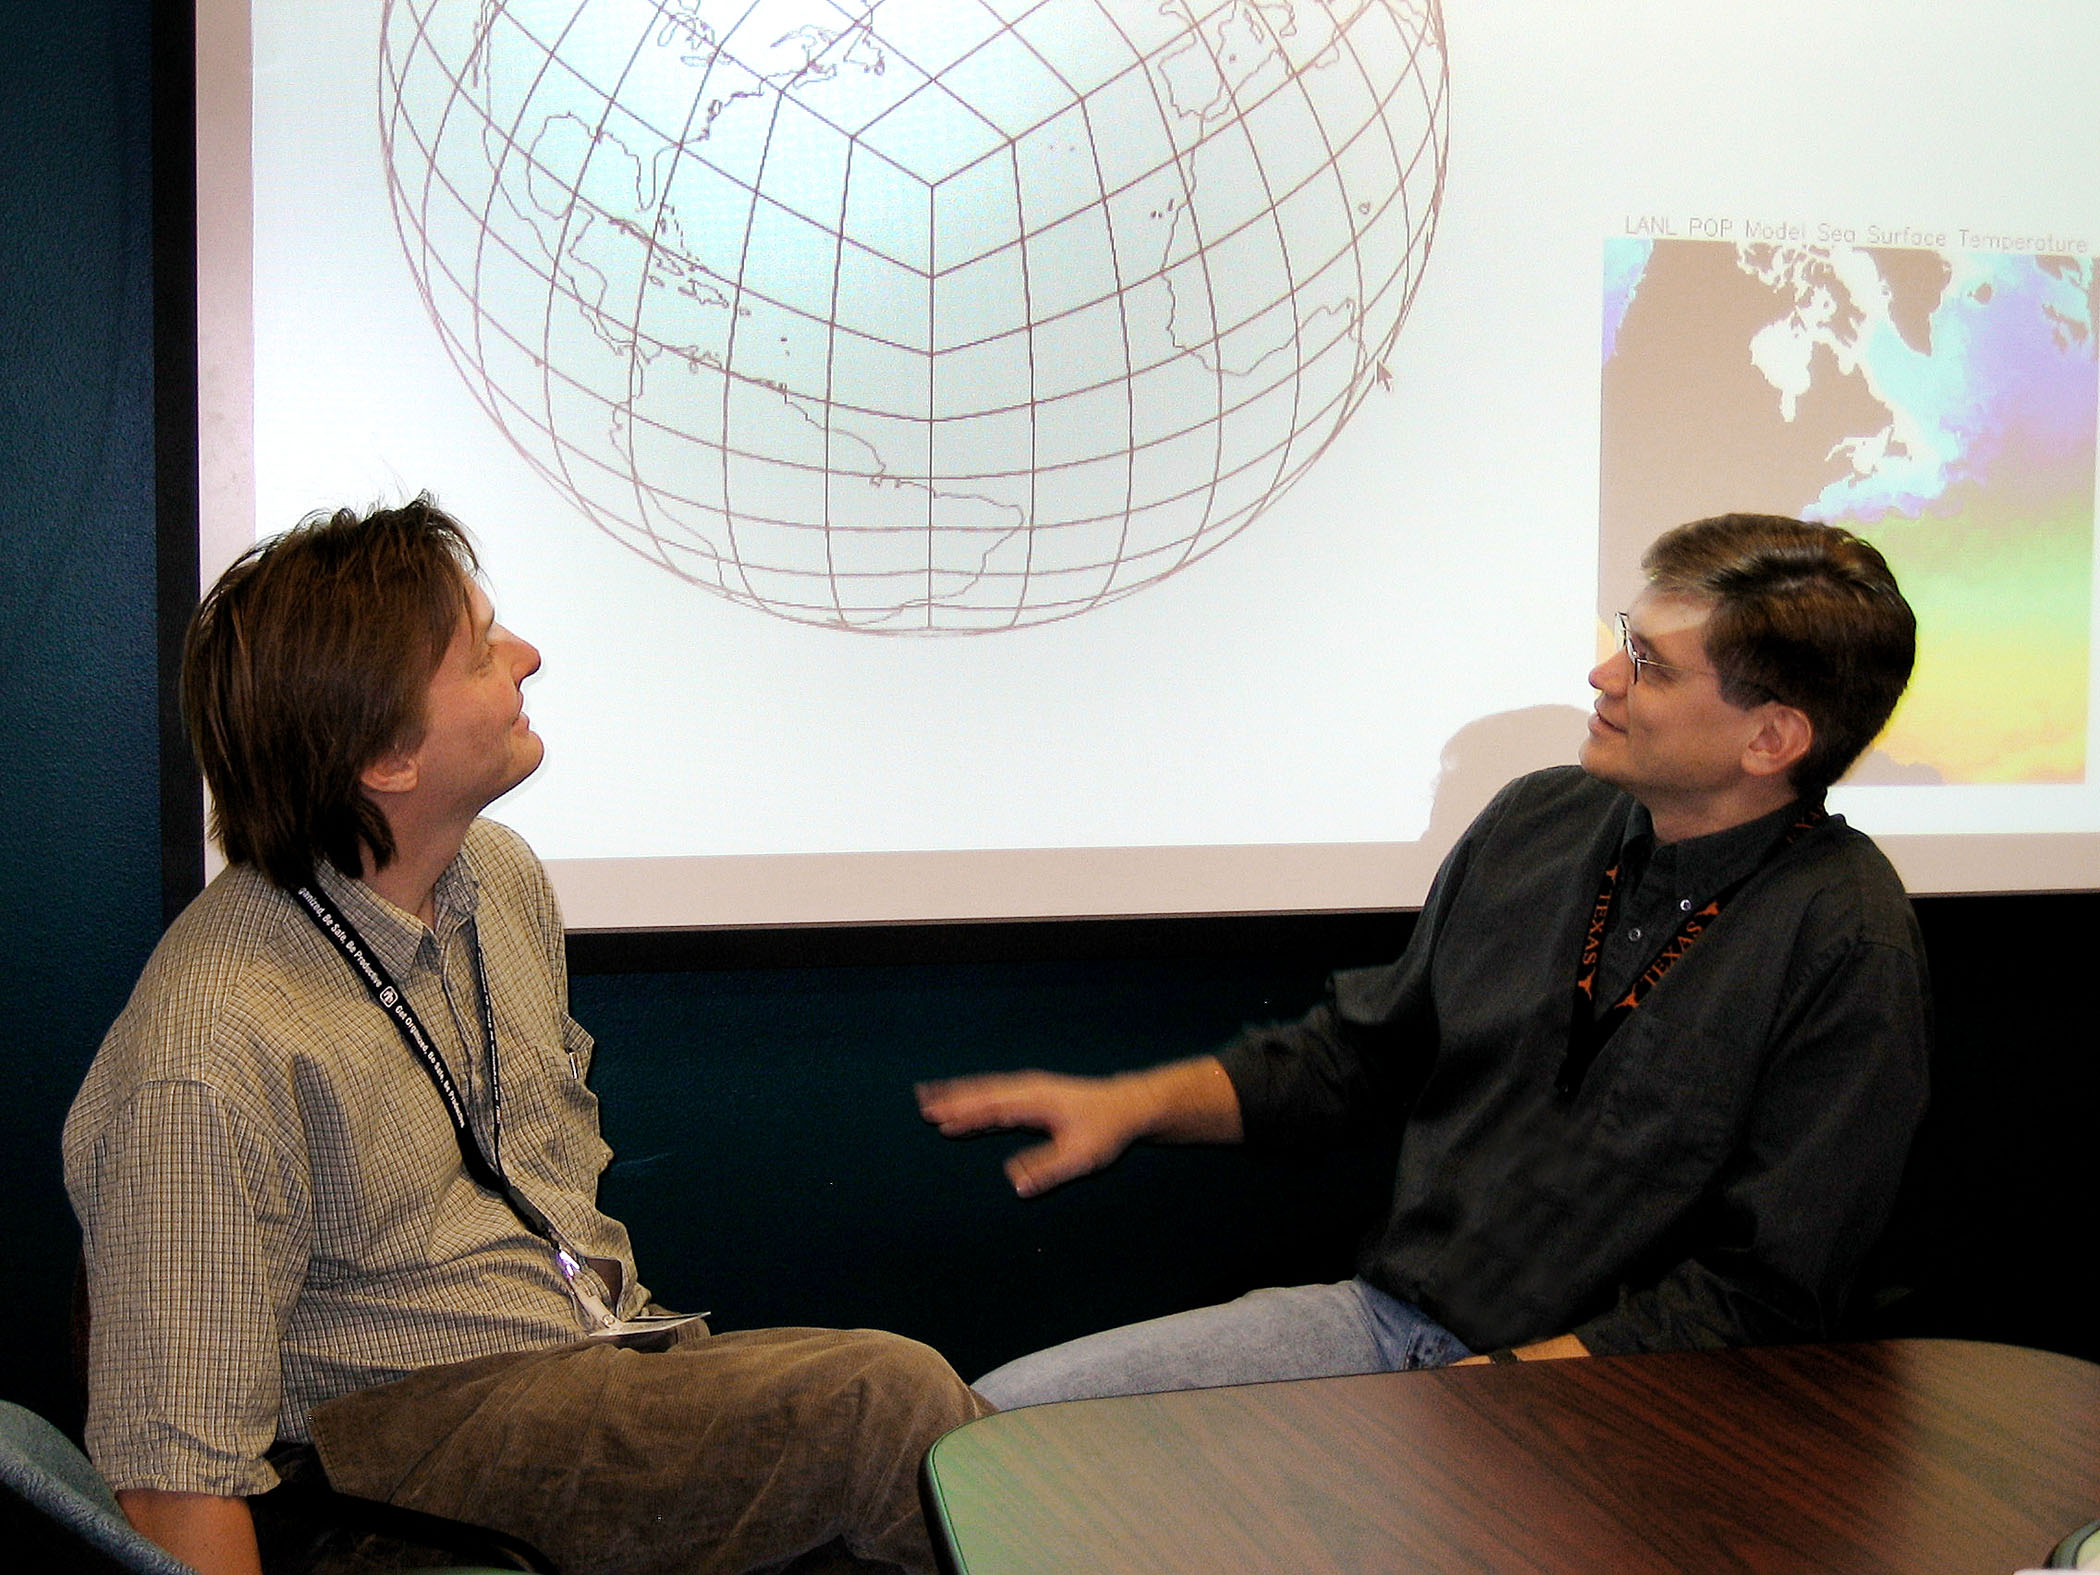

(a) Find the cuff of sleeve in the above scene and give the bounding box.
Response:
[1568,1313,1645,1358]
[1212,1036,1283,1147]
[103,1455,283,1500]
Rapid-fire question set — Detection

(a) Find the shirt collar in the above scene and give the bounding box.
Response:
[311,849,482,979]
[1617,794,1822,905]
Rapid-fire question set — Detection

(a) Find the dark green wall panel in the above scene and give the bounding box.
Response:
[0,0,161,1434]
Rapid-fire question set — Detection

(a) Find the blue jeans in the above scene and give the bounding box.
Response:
[972,1279,1472,1408]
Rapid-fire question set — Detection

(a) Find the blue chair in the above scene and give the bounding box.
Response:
[0,1399,193,1573]
[0,1399,534,1573]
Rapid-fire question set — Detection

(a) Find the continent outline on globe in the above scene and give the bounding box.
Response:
[380,0,1449,633]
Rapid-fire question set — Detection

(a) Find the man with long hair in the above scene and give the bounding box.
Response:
[69,497,986,1575]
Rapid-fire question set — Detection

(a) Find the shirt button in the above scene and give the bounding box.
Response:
[1679,898,1694,911]
[1626,926,1643,942]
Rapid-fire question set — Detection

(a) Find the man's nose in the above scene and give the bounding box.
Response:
[1590,647,1630,694]
[501,626,541,680]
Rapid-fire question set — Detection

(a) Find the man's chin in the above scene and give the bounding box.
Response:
[1577,737,1623,787]
[501,738,546,798]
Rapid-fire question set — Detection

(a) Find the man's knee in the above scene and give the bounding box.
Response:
[697,1326,990,1438]
[822,1329,991,1433]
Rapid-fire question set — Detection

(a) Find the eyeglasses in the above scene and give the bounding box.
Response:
[1616,611,1708,686]
[1614,612,1778,701]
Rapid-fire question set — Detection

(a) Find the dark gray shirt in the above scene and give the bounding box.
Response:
[1218,766,1930,1355]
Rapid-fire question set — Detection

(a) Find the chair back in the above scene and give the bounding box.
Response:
[0,1399,197,1573]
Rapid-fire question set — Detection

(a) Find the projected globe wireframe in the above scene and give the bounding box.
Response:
[380,0,1448,633]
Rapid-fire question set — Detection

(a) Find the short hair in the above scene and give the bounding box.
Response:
[1642,513,1915,795]
[182,495,478,889]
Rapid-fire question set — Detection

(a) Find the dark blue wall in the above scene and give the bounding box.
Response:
[577,953,1397,1380]
[2,0,162,1434]
[5,0,2093,1444]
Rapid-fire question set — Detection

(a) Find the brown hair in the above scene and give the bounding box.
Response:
[181,495,479,888]
[1643,513,1915,795]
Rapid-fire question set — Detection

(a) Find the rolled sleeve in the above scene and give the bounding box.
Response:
[79,1079,309,1495]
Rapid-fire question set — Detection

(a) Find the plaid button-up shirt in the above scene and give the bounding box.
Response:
[65,819,646,1496]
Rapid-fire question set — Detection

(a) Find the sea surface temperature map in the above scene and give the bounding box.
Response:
[1602,236,2098,785]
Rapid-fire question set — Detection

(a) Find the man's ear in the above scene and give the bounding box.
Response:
[359,749,420,798]
[1741,703,1813,782]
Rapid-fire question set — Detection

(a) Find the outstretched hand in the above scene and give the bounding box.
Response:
[916,1071,1145,1197]
[917,1058,1244,1197]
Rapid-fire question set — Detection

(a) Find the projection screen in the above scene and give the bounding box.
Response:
[195,0,2100,928]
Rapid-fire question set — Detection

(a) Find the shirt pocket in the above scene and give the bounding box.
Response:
[493,1001,609,1184]
[1589,1005,1758,1187]
[563,1016,595,1080]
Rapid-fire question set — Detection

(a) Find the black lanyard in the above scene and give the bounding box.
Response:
[1559,808,1826,1098]
[289,878,558,1245]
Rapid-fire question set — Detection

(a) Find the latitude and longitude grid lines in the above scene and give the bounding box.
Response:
[380,0,1447,631]
[382,0,1446,621]
[382,0,1444,630]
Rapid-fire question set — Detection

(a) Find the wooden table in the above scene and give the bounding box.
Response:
[921,1340,2100,1573]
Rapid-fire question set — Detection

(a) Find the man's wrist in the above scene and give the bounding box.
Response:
[1513,1333,1592,1361]
[1120,1057,1242,1145]
[1456,1333,1592,1367]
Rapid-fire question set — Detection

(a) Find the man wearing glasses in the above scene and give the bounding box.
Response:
[922,512,1930,1400]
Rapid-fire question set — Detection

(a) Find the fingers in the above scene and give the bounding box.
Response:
[915,1073,1057,1136]
[919,1072,1131,1197]
[1005,1140,1073,1198]
[1004,1132,1115,1198]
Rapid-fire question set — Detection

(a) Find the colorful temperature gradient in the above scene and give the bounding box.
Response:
[1601,237,2097,785]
